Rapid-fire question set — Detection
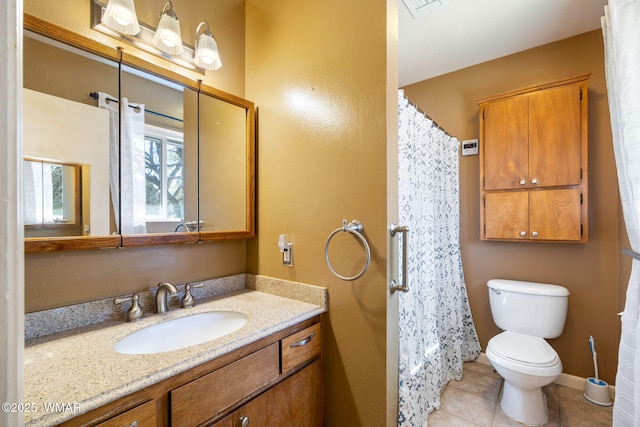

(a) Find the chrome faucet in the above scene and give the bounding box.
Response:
[174,222,190,232]
[155,282,179,314]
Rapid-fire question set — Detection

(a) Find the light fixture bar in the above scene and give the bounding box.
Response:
[91,0,204,74]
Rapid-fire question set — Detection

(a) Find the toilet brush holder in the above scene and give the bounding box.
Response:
[584,377,612,406]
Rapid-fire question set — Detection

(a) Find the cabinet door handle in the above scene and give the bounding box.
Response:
[532,231,539,237]
[239,415,250,427]
[290,332,315,348]
[520,231,527,237]
[519,179,526,185]
[127,422,138,427]
[531,178,538,184]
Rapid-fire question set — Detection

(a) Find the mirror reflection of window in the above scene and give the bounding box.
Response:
[144,125,185,221]
[23,158,83,237]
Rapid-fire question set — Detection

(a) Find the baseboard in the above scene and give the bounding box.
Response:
[473,352,615,394]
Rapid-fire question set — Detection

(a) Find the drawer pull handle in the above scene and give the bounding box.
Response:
[290,332,315,348]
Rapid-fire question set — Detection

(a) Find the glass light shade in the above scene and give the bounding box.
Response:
[151,11,183,55]
[101,0,140,35]
[194,33,222,70]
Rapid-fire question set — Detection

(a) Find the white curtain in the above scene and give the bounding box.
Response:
[22,161,53,225]
[602,1,640,425]
[397,90,481,426]
[98,93,147,234]
[23,161,42,225]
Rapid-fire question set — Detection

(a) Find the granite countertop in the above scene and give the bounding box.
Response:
[24,288,326,426]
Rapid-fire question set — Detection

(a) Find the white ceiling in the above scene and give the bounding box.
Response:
[398,0,608,87]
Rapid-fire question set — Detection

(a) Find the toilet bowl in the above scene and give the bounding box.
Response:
[486,279,569,426]
[486,331,563,425]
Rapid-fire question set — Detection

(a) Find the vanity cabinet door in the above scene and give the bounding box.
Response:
[171,344,279,426]
[95,399,157,427]
[230,360,323,427]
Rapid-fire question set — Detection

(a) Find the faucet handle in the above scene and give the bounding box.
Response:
[114,293,144,322]
[181,282,204,308]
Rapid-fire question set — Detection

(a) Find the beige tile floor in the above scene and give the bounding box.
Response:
[429,362,613,427]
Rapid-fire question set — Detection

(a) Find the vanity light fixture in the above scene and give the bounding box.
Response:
[194,22,222,71]
[101,0,140,35]
[91,0,211,74]
[151,1,184,55]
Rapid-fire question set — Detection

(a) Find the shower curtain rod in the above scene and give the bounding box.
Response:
[88,92,184,123]
[404,96,454,139]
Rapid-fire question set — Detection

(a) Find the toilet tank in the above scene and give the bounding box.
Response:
[487,279,569,339]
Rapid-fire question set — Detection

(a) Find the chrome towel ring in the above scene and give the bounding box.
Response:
[325,219,371,281]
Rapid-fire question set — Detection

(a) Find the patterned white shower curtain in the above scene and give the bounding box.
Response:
[397,90,481,426]
[602,1,640,425]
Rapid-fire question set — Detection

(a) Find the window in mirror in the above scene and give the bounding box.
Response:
[144,125,185,223]
[121,64,197,235]
[23,159,84,238]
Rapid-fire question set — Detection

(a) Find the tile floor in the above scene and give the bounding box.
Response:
[429,362,613,427]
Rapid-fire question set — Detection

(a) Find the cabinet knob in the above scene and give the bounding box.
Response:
[519,179,526,185]
[532,231,539,237]
[520,231,526,237]
[239,416,250,427]
[531,178,538,184]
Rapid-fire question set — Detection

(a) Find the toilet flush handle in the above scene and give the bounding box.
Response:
[490,288,501,295]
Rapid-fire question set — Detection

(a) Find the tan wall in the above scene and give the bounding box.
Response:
[403,30,626,384]
[24,0,245,95]
[23,0,248,311]
[245,0,391,425]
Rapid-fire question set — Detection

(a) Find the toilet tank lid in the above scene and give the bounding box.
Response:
[487,279,569,296]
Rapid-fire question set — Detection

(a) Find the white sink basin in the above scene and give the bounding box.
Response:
[114,311,248,355]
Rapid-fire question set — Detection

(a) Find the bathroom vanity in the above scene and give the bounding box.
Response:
[24,282,326,427]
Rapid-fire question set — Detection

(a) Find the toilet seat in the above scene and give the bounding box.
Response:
[489,331,558,366]
[487,331,562,377]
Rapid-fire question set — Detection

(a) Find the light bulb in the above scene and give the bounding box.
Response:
[101,0,140,35]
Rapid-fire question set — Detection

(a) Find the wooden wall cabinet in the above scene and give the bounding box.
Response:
[59,317,323,427]
[479,75,589,243]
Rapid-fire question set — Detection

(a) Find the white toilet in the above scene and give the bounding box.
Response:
[486,279,569,425]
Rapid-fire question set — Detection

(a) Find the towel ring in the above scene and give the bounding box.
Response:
[325,219,371,281]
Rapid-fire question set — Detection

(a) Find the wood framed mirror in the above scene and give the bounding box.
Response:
[23,14,255,253]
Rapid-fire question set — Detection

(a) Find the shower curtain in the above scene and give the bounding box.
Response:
[98,92,147,234]
[397,90,481,426]
[602,1,640,426]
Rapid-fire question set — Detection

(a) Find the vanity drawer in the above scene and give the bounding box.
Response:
[95,399,157,427]
[281,322,322,373]
[171,343,279,426]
